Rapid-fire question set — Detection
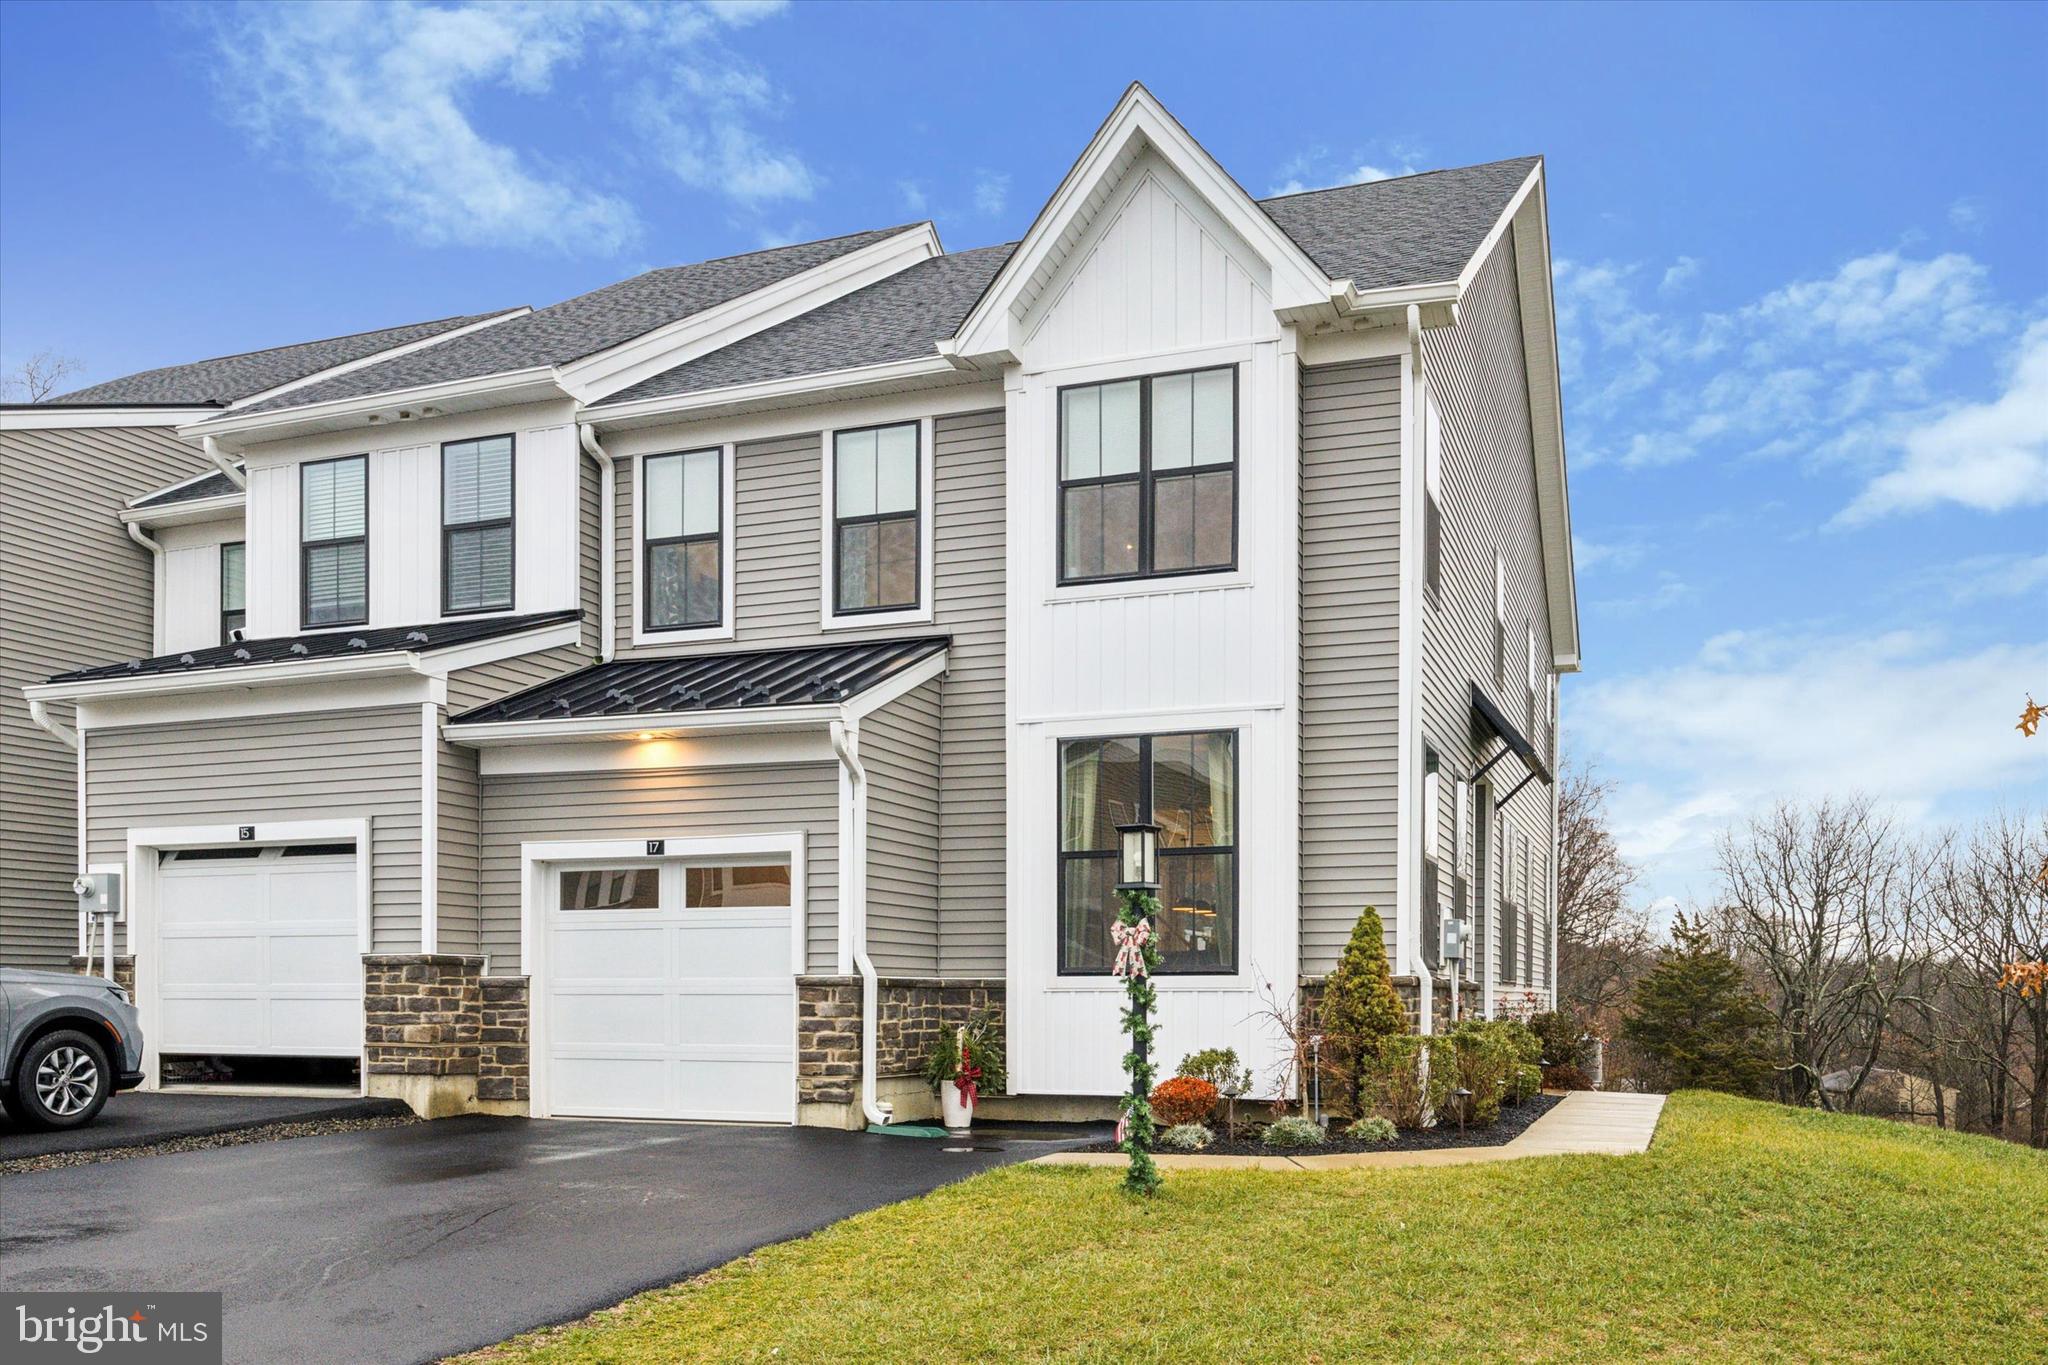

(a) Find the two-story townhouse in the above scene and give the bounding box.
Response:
[0,308,527,972]
[21,85,1577,1128]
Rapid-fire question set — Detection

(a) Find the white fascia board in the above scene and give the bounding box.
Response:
[0,407,219,431]
[414,619,584,675]
[122,492,245,529]
[181,367,563,447]
[27,651,424,705]
[951,84,1333,362]
[559,225,944,403]
[585,354,963,429]
[843,646,950,721]
[1458,162,1545,298]
[449,703,843,748]
[224,308,534,412]
[1502,172,1579,673]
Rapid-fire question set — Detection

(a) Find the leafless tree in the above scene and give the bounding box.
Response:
[1555,765,1653,1026]
[0,350,84,403]
[1714,796,1934,1110]
[1941,811,2048,1146]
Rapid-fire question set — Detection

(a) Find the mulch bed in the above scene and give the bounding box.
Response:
[1077,1093,1562,1157]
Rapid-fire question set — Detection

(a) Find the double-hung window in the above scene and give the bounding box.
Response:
[219,541,245,644]
[644,448,723,630]
[442,435,514,615]
[832,423,919,614]
[1059,365,1235,583]
[301,455,367,628]
[1057,730,1237,975]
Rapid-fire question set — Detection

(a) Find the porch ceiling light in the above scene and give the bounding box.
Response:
[1116,821,1160,892]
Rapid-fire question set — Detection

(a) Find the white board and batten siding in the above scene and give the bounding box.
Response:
[1004,151,1303,1098]
[156,516,246,655]
[241,403,581,638]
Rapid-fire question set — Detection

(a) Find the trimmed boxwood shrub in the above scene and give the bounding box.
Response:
[1371,1034,1457,1128]
[1508,1062,1543,1104]
[1449,1021,1517,1124]
[1148,1076,1219,1127]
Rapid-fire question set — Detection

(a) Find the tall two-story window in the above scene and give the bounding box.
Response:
[219,541,245,644]
[833,423,919,614]
[1492,550,1508,685]
[301,455,367,628]
[644,448,722,630]
[1058,731,1237,975]
[442,435,514,615]
[1422,391,1444,601]
[1059,366,1235,583]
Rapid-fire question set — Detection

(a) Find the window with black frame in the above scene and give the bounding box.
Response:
[219,541,245,644]
[301,455,367,628]
[833,422,919,614]
[442,435,514,614]
[643,447,722,630]
[1058,730,1236,974]
[1059,365,1235,584]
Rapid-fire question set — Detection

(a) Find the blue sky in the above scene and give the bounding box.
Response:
[3,1,2043,913]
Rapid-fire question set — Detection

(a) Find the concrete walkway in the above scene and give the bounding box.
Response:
[1032,1091,1667,1172]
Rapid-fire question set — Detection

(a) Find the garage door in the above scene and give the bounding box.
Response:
[156,844,362,1056]
[545,857,796,1122]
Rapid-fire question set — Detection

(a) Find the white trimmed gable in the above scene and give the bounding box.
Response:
[949,83,1334,366]
[1018,152,1275,368]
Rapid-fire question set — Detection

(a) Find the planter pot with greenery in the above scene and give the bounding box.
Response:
[922,1011,1005,1132]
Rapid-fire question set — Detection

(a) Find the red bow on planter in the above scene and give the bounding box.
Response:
[954,1058,983,1108]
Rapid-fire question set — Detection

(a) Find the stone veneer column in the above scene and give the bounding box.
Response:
[476,975,531,1112]
[70,955,136,996]
[795,976,1008,1128]
[363,954,483,1118]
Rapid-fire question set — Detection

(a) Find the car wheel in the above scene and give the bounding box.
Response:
[11,1030,112,1130]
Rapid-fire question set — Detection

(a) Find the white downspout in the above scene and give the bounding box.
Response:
[123,519,165,652]
[1406,303,1435,1037]
[830,717,893,1127]
[577,423,617,662]
[29,697,79,750]
[201,435,246,490]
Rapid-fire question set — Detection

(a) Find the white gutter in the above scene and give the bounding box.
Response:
[27,698,78,750]
[201,435,246,490]
[577,424,617,661]
[1405,302,1435,1038]
[124,519,166,653]
[829,718,893,1127]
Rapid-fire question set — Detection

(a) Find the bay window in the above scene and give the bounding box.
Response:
[1058,730,1237,975]
[1059,365,1236,583]
[442,435,514,615]
[301,455,367,628]
[644,447,723,630]
[832,422,920,614]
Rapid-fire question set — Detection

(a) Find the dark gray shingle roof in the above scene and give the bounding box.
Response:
[223,227,918,419]
[595,244,1015,408]
[48,610,579,684]
[1256,156,1540,292]
[452,635,948,724]
[131,470,242,509]
[49,310,522,407]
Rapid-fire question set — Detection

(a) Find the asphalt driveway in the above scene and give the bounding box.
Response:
[0,1113,1098,1364]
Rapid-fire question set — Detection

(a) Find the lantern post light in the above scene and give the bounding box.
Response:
[1112,821,1162,1195]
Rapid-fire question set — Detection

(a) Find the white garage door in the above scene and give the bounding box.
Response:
[156,844,362,1056]
[545,857,796,1122]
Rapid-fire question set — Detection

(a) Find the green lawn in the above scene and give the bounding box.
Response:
[461,1093,2047,1363]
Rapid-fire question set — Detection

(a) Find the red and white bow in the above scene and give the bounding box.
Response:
[1110,919,1153,980]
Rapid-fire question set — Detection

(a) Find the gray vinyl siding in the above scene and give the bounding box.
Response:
[437,726,481,954]
[478,762,840,974]
[862,680,941,974]
[612,409,1007,973]
[444,643,592,713]
[1,422,214,967]
[1298,358,1403,973]
[1417,231,1558,991]
[83,707,425,950]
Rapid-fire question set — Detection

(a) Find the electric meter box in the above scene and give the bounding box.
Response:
[73,870,124,922]
[1441,914,1466,963]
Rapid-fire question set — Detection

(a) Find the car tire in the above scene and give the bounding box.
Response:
[9,1030,113,1131]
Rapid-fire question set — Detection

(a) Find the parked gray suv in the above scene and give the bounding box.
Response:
[1,968,145,1130]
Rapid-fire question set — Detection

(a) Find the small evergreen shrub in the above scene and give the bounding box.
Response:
[1498,1019,1544,1070]
[1542,1063,1594,1091]
[1343,1115,1397,1143]
[1372,1034,1458,1128]
[1148,1076,1220,1127]
[1175,1047,1252,1095]
[1449,1021,1518,1124]
[1157,1123,1213,1151]
[1261,1115,1326,1148]
[1508,1063,1543,1104]
[1322,909,1409,1114]
[1528,1010,1590,1069]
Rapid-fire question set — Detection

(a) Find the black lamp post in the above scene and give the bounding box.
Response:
[1113,821,1162,1195]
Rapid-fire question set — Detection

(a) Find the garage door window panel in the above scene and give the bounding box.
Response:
[559,868,661,911]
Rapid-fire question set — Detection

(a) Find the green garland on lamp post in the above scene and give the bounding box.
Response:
[1113,822,1163,1197]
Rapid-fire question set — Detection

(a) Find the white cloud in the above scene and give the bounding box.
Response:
[1659,256,1701,294]
[1593,570,1696,617]
[1910,550,2048,605]
[1268,142,1425,196]
[1948,196,1986,233]
[1571,629,2048,906]
[1572,535,1649,574]
[973,171,1010,217]
[898,180,928,214]
[1836,318,2048,524]
[204,1,807,255]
